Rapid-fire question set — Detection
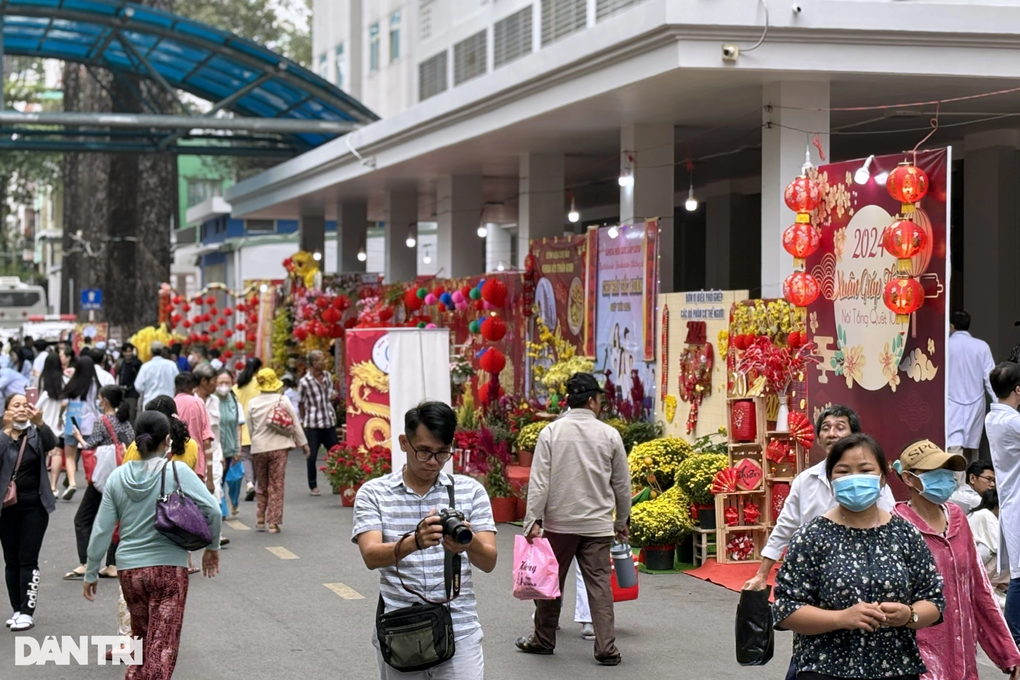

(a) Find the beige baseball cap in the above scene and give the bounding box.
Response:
[898,439,967,472]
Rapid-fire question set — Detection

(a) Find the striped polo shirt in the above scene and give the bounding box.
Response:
[351,470,496,640]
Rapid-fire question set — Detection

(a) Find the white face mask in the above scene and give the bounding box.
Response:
[12,420,30,430]
[215,385,231,397]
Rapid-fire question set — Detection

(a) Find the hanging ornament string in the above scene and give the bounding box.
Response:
[661,305,669,403]
[911,103,940,164]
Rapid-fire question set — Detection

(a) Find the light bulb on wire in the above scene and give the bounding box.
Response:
[685,183,698,212]
[356,242,367,262]
[312,251,322,262]
[405,225,416,248]
[422,250,432,265]
[496,261,505,272]
[854,155,875,185]
[618,171,633,188]
[567,197,579,223]
[477,225,488,238]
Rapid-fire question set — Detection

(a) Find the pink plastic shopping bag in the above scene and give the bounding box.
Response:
[512,535,561,600]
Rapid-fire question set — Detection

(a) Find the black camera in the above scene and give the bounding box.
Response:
[438,508,472,545]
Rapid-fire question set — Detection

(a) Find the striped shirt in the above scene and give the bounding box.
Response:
[298,371,336,429]
[351,471,496,640]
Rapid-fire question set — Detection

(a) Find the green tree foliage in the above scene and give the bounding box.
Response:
[175,0,312,67]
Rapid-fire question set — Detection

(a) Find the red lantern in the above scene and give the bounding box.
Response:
[235,341,245,350]
[784,175,822,214]
[205,295,216,305]
[479,348,506,374]
[215,338,227,348]
[236,323,246,331]
[222,307,233,316]
[478,379,503,406]
[887,162,929,209]
[481,279,508,307]
[782,223,821,267]
[882,219,928,273]
[170,313,182,324]
[223,329,233,338]
[294,325,309,342]
[321,307,341,324]
[247,332,257,342]
[883,277,924,322]
[333,295,350,311]
[405,290,422,312]
[222,350,233,360]
[316,296,331,309]
[200,333,211,344]
[189,333,200,344]
[379,307,394,322]
[182,320,192,329]
[172,296,183,305]
[480,316,507,342]
[783,271,820,308]
[235,361,246,371]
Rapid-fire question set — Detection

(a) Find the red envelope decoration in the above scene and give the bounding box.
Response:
[772,482,791,519]
[724,507,740,526]
[734,458,764,491]
[766,439,789,465]
[788,411,815,449]
[711,467,738,495]
[743,501,761,525]
[727,533,754,561]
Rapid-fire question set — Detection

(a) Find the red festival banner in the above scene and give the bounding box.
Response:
[530,235,589,353]
[344,328,391,452]
[806,148,949,464]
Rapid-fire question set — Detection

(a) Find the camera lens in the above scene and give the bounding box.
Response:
[440,510,473,545]
[448,524,472,545]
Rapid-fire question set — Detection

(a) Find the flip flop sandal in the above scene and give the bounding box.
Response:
[63,570,85,580]
[187,567,201,575]
[98,570,117,579]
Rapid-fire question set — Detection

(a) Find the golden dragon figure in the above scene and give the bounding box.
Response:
[348,360,391,450]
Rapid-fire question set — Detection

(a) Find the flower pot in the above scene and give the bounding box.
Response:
[335,484,362,507]
[490,496,517,523]
[517,449,533,467]
[515,497,527,521]
[775,392,790,433]
[676,538,694,565]
[697,507,717,531]
[642,544,676,571]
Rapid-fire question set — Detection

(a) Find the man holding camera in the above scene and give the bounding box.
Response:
[516,372,631,666]
[353,401,497,679]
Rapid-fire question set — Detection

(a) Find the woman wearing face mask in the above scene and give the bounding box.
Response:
[892,440,1020,680]
[83,411,220,679]
[773,433,944,680]
[63,385,134,581]
[213,370,244,516]
[0,395,58,632]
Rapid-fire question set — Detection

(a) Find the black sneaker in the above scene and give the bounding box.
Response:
[596,655,622,666]
[245,485,255,502]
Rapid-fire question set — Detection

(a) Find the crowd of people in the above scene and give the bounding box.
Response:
[0,336,342,678]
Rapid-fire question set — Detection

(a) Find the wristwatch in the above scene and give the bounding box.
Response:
[908,605,919,626]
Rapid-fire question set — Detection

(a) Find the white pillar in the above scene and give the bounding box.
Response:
[620,123,674,292]
[384,189,418,283]
[436,175,484,278]
[337,200,367,273]
[517,153,564,268]
[485,223,512,272]
[761,81,830,298]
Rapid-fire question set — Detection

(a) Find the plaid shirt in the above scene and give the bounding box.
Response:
[298,371,336,429]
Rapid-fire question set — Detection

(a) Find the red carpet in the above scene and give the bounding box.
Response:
[685,558,778,598]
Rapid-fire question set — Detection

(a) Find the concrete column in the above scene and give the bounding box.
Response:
[299,211,326,257]
[485,223,512,272]
[705,181,734,290]
[964,131,1019,360]
[436,175,484,277]
[620,123,675,292]
[761,81,830,298]
[336,200,367,273]
[384,189,418,283]
[517,153,564,268]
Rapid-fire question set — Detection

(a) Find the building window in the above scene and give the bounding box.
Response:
[453,31,487,86]
[317,52,328,80]
[541,0,587,47]
[390,11,401,62]
[596,0,646,21]
[245,219,275,233]
[335,43,345,90]
[186,179,222,208]
[418,51,448,101]
[494,7,533,69]
[420,3,432,41]
[369,23,380,72]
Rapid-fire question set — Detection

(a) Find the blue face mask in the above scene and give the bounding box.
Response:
[832,473,883,513]
[915,468,958,505]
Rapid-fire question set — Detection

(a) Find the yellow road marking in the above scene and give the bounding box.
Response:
[266,546,299,560]
[324,583,364,600]
[224,520,249,531]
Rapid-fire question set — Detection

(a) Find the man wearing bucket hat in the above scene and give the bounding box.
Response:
[516,372,630,667]
[893,439,1020,680]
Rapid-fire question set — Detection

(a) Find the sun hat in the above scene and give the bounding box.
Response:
[255,367,284,393]
[893,439,967,473]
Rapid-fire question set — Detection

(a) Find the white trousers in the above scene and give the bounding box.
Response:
[574,558,591,624]
[212,446,224,503]
[374,628,484,680]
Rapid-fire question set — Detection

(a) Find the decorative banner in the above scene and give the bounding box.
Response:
[253,285,277,364]
[73,323,109,354]
[345,329,391,453]
[596,222,658,405]
[388,329,452,471]
[806,148,949,465]
[584,228,599,356]
[530,234,590,352]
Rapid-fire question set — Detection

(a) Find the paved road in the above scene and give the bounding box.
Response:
[1,451,1006,679]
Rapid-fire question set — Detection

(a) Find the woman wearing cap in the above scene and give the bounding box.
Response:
[893,440,1020,680]
[773,433,945,680]
[246,368,308,533]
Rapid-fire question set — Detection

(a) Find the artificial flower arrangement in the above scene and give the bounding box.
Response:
[729,299,804,350]
[675,453,730,506]
[627,437,694,493]
[527,316,594,397]
[629,485,695,548]
[736,336,819,397]
[516,421,549,452]
[320,443,391,490]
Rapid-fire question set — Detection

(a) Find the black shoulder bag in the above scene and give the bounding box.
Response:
[376,484,460,672]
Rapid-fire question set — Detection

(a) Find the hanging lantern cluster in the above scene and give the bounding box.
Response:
[881,162,930,322]
[781,172,822,310]
[164,288,262,371]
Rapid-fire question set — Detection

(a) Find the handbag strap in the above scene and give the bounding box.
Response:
[390,480,461,606]
[9,435,28,479]
[159,459,183,499]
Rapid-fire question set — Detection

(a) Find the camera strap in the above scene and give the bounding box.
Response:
[391,481,461,606]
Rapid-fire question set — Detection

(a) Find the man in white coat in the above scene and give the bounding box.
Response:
[948,310,996,463]
[985,361,1020,645]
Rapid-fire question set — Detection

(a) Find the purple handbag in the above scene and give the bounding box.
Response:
[155,460,213,551]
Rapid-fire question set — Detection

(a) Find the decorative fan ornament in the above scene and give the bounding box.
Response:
[788,411,816,449]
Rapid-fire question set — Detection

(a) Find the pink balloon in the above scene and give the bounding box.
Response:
[456,302,468,311]
[452,291,464,303]
[425,323,437,329]
[424,293,437,305]
[483,301,495,310]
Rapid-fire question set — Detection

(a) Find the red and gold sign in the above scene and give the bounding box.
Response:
[345,329,391,452]
[734,457,764,491]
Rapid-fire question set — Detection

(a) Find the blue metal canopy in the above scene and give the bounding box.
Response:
[0,0,379,154]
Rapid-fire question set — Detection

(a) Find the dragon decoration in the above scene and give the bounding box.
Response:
[348,360,391,452]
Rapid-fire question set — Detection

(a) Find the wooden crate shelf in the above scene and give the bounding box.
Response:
[716,526,767,564]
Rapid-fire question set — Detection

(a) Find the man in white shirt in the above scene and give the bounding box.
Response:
[30,339,48,387]
[985,361,1020,645]
[133,341,179,407]
[948,311,996,462]
[948,460,996,512]
[744,404,896,592]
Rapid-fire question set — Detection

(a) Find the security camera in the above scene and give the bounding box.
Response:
[722,44,740,62]
[792,3,803,13]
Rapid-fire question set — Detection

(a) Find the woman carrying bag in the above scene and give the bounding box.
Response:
[84,410,221,680]
[0,394,59,632]
[246,368,308,534]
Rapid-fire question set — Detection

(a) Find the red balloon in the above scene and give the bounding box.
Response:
[433,286,445,298]
[235,341,245,350]
[481,279,507,307]
[480,316,507,342]
[182,303,191,312]
[479,348,506,374]
[222,350,234,360]
[236,323,246,331]
[235,361,246,371]
[182,320,192,329]
[205,296,216,305]
[405,290,423,312]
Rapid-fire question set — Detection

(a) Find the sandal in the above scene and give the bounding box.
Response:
[98,567,117,579]
[255,521,266,531]
[268,524,280,534]
[515,636,554,655]
[187,567,201,575]
[309,488,321,496]
[63,568,86,580]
